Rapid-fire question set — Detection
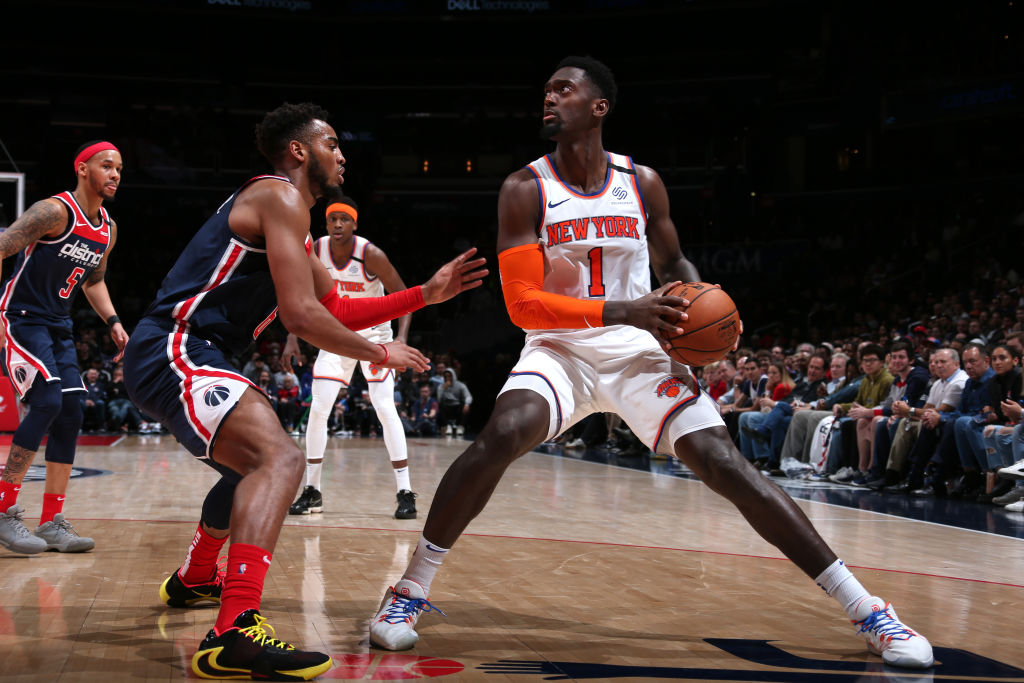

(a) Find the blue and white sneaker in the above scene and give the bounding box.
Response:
[852,596,933,669]
[369,579,445,651]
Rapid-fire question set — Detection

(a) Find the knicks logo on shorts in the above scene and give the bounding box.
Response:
[656,376,685,398]
[203,385,231,407]
[369,363,382,376]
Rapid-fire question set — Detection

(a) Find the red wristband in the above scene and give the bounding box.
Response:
[377,343,389,365]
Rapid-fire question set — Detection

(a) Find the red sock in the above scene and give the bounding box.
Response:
[0,481,20,510]
[178,524,229,585]
[215,543,272,635]
[40,493,65,525]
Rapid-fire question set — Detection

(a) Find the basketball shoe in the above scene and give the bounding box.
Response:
[0,504,47,555]
[369,579,445,650]
[160,563,225,608]
[852,596,933,668]
[191,609,332,680]
[395,490,417,520]
[33,514,95,552]
[288,486,322,515]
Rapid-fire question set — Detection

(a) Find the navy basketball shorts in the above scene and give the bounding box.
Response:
[1,317,84,398]
[123,319,264,464]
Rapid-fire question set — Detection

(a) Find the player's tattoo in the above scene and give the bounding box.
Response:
[1,445,36,483]
[0,200,65,258]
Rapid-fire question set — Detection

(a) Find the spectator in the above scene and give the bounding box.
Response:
[737,360,794,467]
[255,369,278,410]
[958,343,1021,502]
[436,368,473,437]
[402,384,438,437]
[741,353,828,470]
[858,340,932,489]
[242,352,267,384]
[80,368,107,432]
[276,375,302,434]
[105,366,142,433]
[883,348,967,494]
[828,344,893,482]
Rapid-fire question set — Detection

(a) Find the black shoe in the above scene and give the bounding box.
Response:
[884,479,913,493]
[395,490,417,520]
[159,567,223,608]
[288,486,323,515]
[741,426,769,444]
[191,609,333,680]
[949,472,983,499]
[865,474,894,491]
[979,478,1014,503]
[910,484,938,498]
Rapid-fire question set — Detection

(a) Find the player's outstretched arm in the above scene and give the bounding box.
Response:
[419,248,488,305]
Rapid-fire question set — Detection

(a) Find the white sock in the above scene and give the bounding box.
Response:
[814,558,872,619]
[306,460,323,491]
[393,466,411,492]
[404,535,449,594]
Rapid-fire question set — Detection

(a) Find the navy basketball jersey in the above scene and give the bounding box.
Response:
[0,191,111,327]
[142,175,300,355]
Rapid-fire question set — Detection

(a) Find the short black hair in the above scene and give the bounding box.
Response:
[324,185,358,211]
[556,55,617,113]
[889,339,914,357]
[255,102,329,165]
[859,343,886,361]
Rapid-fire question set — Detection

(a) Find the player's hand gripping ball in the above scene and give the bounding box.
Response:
[662,282,740,366]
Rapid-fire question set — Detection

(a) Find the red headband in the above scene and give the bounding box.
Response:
[74,142,120,173]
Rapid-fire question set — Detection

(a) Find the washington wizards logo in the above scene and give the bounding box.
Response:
[656,376,685,398]
[14,366,27,384]
[203,385,231,407]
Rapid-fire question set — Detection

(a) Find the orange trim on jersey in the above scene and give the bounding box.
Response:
[326,203,357,222]
[498,243,604,330]
[541,153,613,199]
[312,373,350,385]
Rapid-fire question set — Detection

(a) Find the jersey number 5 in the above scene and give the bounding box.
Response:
[59,267,85,299]
[586,247,605,297]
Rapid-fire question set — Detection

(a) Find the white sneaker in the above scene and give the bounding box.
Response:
[1005,500,1024,512]
[445,424,453,437]
[0,504,47,554]
[455,425,464,437]
[565,438,585,449]
[829,466,856,483]
[33,514,95,552]
[369,578,444,651]
[852,596,933,669]
[998,458,1024,481]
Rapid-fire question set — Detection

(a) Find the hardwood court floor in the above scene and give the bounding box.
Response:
[1,433,1022,682]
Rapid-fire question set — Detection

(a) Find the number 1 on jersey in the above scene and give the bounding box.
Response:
[59,267,85,299]
[586,247,605,297]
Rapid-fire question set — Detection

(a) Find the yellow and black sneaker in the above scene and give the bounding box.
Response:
[192,609,333,680]
[160,566,224,608]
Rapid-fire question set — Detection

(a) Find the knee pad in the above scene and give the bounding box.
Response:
[43,393,84,465]
[12,380,64,452]
[201,476,237,531]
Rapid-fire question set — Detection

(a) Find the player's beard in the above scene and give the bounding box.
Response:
[539,121,562,140]
[308,154,337,197]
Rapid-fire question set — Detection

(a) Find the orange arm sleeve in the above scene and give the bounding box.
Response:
[498,243,605,330]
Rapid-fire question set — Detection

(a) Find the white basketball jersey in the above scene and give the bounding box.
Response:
[524,151,650,339]
[315,235,392,341]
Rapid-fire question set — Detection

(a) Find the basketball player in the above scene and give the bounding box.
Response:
[122,102,486,680]
[290,189,419,519]
[369,58,933,670]
[0,141,129,556]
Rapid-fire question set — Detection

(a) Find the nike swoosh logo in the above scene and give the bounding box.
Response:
[262,555,271,565]
[425,544,448,554]
[57,497,65,502]
[194,647,249,676]
[547,198,570,209]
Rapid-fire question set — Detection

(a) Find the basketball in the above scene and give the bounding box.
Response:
[662,282,740,366]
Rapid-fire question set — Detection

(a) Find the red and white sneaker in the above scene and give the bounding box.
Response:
[369,579,445,651]
[852,596,933,669]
